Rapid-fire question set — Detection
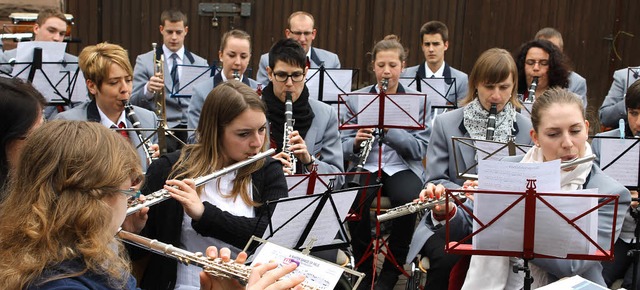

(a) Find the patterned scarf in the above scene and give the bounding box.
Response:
[463,98,517,142]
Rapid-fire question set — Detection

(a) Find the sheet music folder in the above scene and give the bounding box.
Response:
[444,183,619,261]
[452,137,533,180]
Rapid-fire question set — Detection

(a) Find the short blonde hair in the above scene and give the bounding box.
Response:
[78,42,133,99]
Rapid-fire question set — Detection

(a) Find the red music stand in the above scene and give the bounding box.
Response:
[338,90,428,287]
[444,179,620,290]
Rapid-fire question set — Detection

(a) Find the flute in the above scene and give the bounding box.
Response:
[117,229,319,290]
[377,191,467,223]
[127,148,275,215]
[460,154,596,180]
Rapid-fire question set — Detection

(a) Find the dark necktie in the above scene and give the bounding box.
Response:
[170,53,179,91]
[306,56,311,69]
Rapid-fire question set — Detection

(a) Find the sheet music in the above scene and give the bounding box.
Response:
[599,138,640,187]
[346,93,423,127]
[303,189,357,247]
[251,242,344,290]
[474,159,599,257]
[475,141,512,160]
[398,77,417,91]
[172,64,211,96]
[421,78,450,107]
[305,68,353,102]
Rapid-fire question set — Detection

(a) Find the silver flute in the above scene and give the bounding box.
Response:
[127,148,275,215]
[117,229,319,290]
[377,191,468,223]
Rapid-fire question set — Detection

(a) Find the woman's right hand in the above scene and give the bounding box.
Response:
[354,128,375,152]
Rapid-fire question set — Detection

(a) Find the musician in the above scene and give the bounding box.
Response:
[342,35,431,289]
[256,11,341,86]
[401,21,468,104]
[599,66,640,128]
[0,77,45,191]
[0,8,77,76]
[130,9,208,148]
[263,38,344,176]
[424,88,629,288]
[55,43,158,172]
[0,120,302,290]
[188,29,261,134]
[534,27,588,108]
[515,39,571,102]
[133,81,288,289]
[593,79,640,289]
[406,48,532,290]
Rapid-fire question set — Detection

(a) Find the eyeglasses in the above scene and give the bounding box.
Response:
[525,59,549,66]
[118,187,141,201]
[289,30,313,36]
[273,71,305,83]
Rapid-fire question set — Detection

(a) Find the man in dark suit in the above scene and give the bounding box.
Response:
[130,9,208,149]
[256,11,341,86]
[401,21,468,105]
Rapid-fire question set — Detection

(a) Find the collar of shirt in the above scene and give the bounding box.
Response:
[162,44,185,64]
[424,61,446,78]
[97,106,127,129]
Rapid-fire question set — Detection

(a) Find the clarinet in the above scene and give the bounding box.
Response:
[127,148,275,215]
[282,91,297,175]
[526,76,539,102]
[117,229,319,290]
[377,191,468,222]
[123,100,155,165]
[232,69,240,81]
[485,103,497,141]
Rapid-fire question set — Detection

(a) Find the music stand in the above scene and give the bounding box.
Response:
[169,63,215,99]
[338,90,427,284]
[516,94,533,118]
[592,135,640,190]
[444,180,620,290]
[451,136,533,180]
[305,65,358,114]
[399,75,458,110]
[627,67,640,89]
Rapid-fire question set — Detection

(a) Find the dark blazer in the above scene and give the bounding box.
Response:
[187,72,261,132]
[130,46,208,128]
[256,46,341,86]
[133,151,287,290]
[55,100,158,171]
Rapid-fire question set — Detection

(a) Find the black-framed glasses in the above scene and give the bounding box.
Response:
[273,71,305,83]
[289,30,313,36]
[525,59,549,66]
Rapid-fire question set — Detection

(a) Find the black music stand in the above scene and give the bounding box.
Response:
[592,135,640,190]
[305,64,358,112]
[338,90,427,286]
[169,63,215,99]
[451,136,533,180]
[399,75,458,110]
[627,67,640,89]
[445,179,620,290]
[517,94,533,118]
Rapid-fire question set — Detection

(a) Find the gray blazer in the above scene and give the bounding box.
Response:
[302,98,345,177]
[130,46,208,128]
[401,62,468,106]
[55,100,158,171]
[425,107,533,189]
[599,67,640,128]
[187,72,260,134]
[408,157,631,285]
[341,84,432,182]
[256,46,341,86]
[568,71,588,109]
[0,48,78,75]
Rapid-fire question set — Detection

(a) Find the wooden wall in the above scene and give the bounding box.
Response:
[63,0,640,129]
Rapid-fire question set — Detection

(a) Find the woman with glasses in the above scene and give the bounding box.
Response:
[0,120,304,290]
[342,35,432,289]
[515,39,571,102]
[262,38,343,176]
[0,77,46,192]
[133,80,295,289]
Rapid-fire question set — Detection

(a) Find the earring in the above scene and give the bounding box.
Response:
[535,143,540,147]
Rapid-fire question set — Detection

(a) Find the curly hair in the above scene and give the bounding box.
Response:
[515,39,570,94]
[0,120,142,289]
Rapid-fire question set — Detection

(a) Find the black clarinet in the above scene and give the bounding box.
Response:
[123,101,155,165]
[526,76,539,102]
[485,104,497,141]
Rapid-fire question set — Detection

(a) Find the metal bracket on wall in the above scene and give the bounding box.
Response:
[198,3,251,17]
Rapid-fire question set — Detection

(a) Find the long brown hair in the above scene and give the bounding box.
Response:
[172,80,266,206]
[0,120,142,289]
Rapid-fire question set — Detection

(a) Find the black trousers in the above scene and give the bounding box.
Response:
[602,238,640,290]
[347,169,422,276]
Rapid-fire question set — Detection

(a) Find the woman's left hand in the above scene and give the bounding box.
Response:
[164,179,204,220]
[121,205,148,234]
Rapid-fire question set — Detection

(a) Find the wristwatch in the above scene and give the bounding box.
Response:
[303,155,316,166]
